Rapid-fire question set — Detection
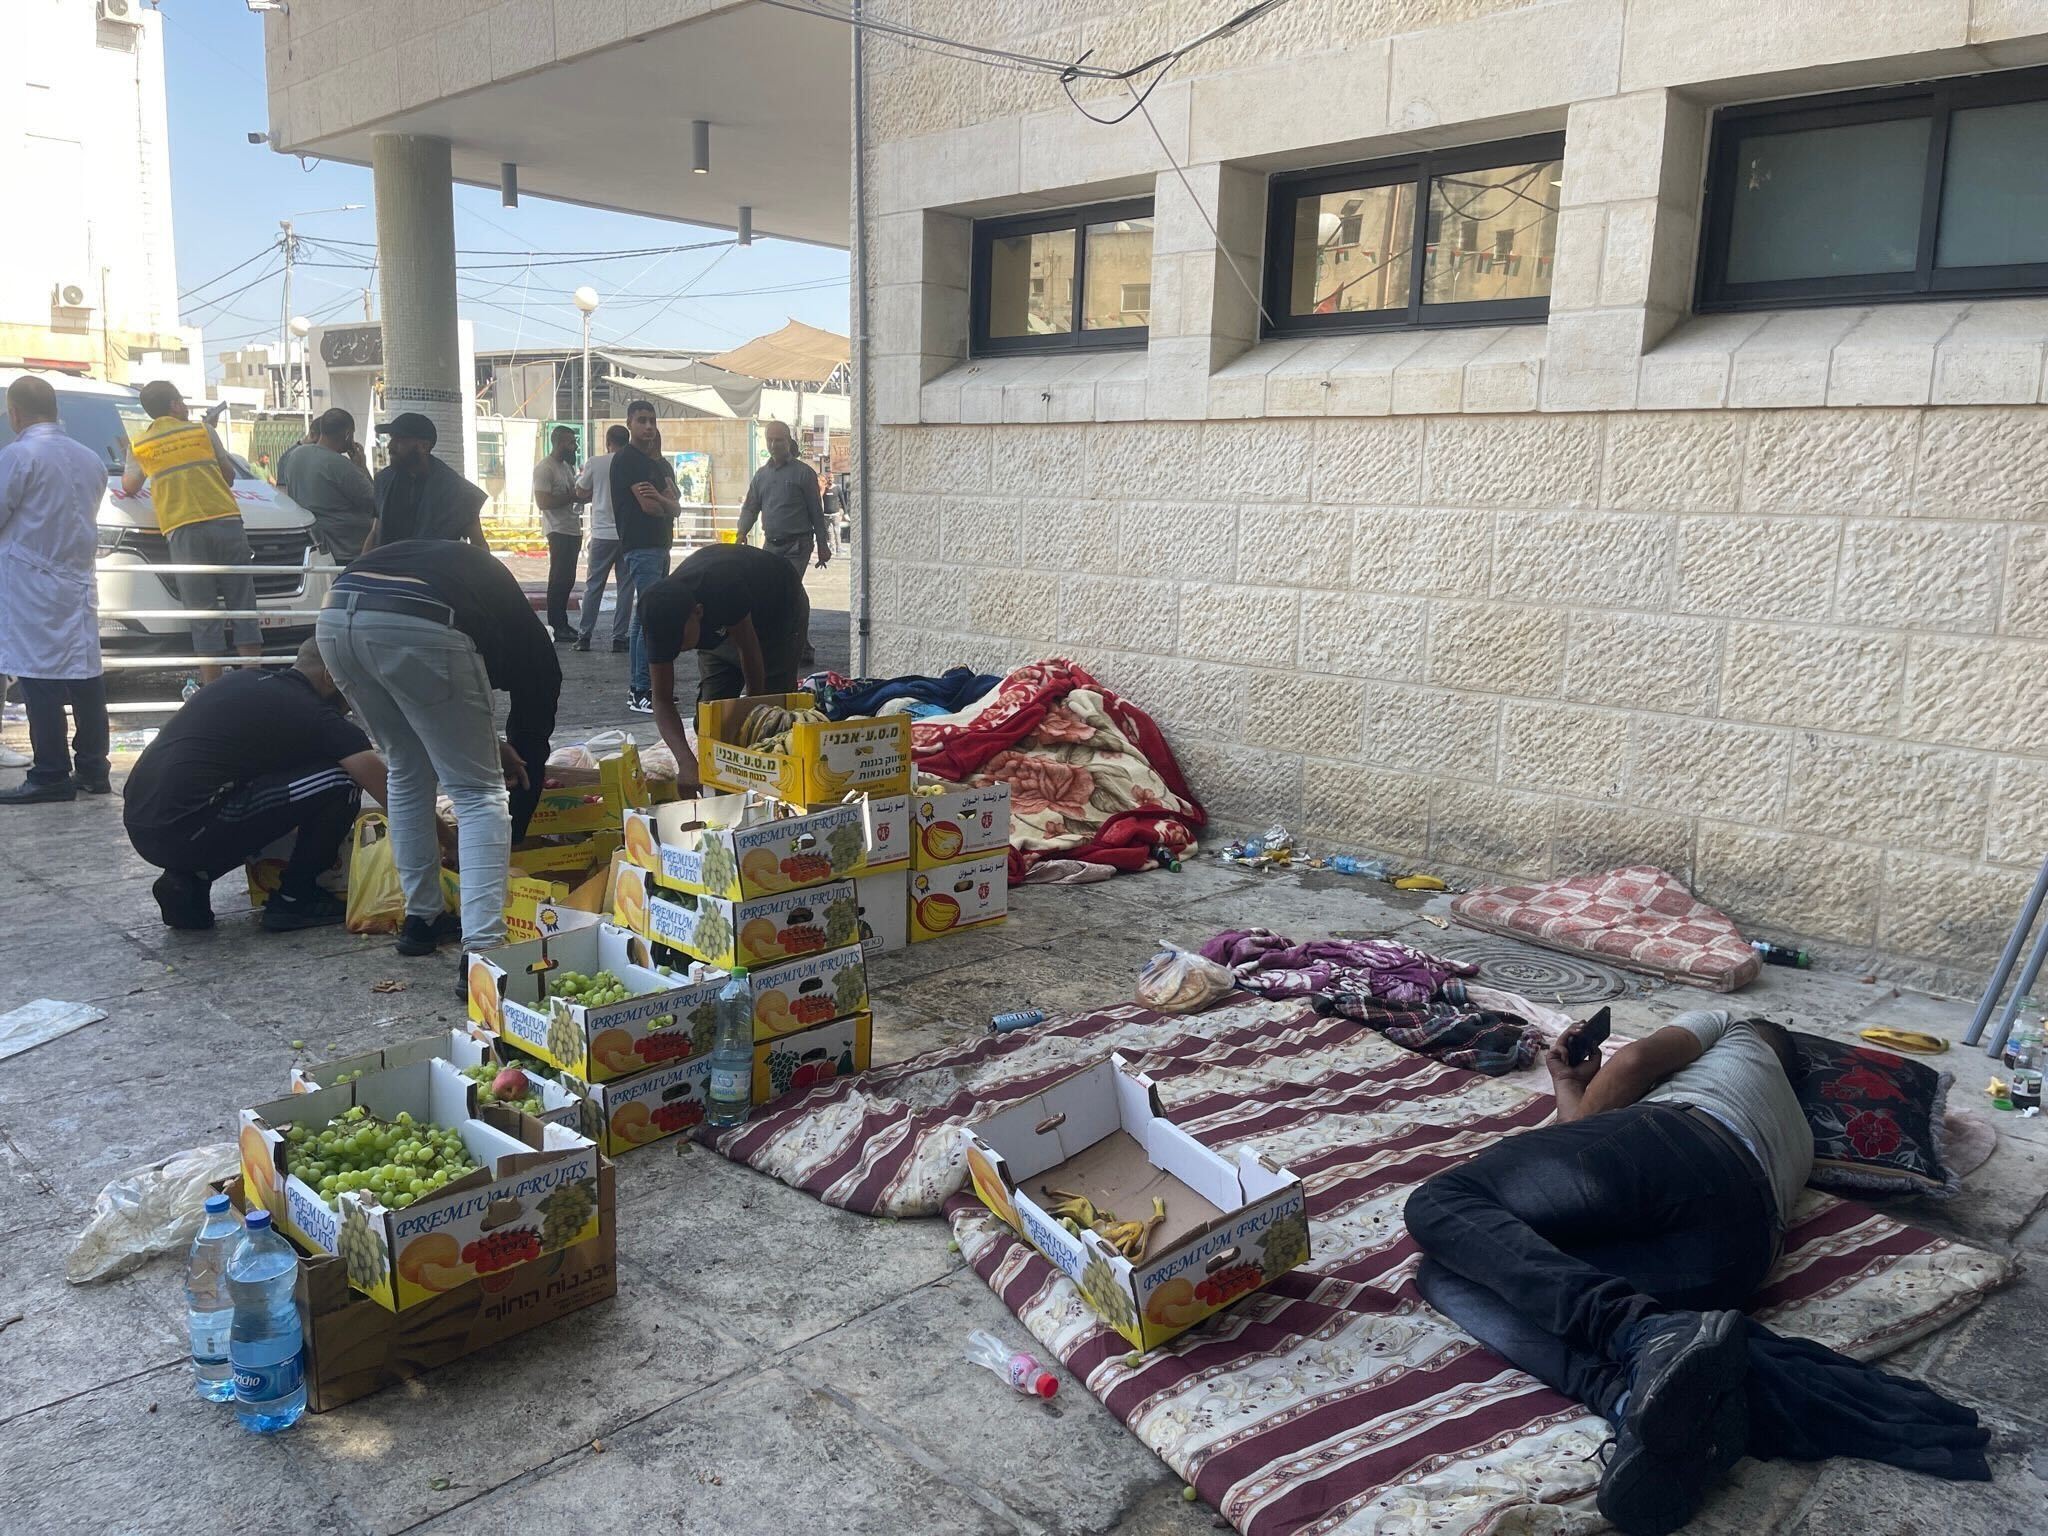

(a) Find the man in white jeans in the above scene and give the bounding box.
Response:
[316,539,559,992]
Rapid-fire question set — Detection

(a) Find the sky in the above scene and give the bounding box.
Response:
[157,1,851,376]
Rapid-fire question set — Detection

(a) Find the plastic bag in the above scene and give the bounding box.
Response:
[344,810,405,934]
[582,728,634,757]
[66,1143,239,1284]
[639,741,680,780]
[546,743,597,771]
[1136,942,1236,1014]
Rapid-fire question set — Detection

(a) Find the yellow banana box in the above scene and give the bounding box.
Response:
[908,853,1009,941]
[622,792,869,900]
[697,694,911,802]
[525,742,652,836]
[612,863,861,970]
[962,1055,1310,1353]
[911,783,1012,869]
[239,1061,603,1313]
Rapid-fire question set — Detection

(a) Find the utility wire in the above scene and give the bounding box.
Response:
[1127,79,1273,331]
[178,240,283,300]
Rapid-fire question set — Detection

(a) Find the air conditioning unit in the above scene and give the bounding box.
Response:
[53,281,92,310]
[97,0,141,24]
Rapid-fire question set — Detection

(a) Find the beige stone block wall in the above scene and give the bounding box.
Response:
[850,0,2048,991]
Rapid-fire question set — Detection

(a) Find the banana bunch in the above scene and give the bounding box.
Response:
[1042,1188,1169,1262]
[742,705,829,756]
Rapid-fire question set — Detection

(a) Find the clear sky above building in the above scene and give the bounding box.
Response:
[158,1,850,375]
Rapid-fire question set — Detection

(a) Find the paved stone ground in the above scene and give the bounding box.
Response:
[1,618,2044,1534]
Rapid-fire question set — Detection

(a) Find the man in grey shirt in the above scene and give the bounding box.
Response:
[532,425,583,642]
[1405,1009,1815,1535]
[274,409,378,562]
[736,419,831,667]
[573,424,633,653]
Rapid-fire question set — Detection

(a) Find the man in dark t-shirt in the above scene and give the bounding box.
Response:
[608,400,682,714]
[637,542,809,786]
[364,412,489,550]
[124,639,391,933]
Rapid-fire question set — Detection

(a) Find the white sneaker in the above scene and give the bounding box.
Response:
[0,746,29,768]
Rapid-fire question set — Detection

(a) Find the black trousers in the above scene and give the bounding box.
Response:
[1405,1102,1776,1420]
[20,675,110,787]
[546,533,582,634]
[129,764,359,894]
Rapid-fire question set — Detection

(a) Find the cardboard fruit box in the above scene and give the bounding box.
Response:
[697,693,911,803]
[223,1171,617,1414]
[908,853,1008,941]
[755,1012,872,1105]
[854,868,909,955]
[961,1055,1309,1353]
[464,920,719,1084]
[239,1062,604,1313]
[613,863,860,969]
[573,1054,714,1154]
[526,742,652,836]
[911,782,1012,868]
[623,792,869,900]
[290,1027,580,1130]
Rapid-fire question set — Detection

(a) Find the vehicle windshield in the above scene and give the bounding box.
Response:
[0,388,151,475]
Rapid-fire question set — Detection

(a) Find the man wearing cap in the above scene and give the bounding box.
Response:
[362,412,489,553]
[121,380,261,686]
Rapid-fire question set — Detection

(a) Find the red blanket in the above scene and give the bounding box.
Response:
[911,658,1204,882]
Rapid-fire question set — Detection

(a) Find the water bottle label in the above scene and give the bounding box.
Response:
[234,1351,305,1403]
[709,1066,748,1102]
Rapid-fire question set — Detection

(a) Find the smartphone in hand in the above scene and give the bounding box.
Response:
[1565,1006,1613,1067]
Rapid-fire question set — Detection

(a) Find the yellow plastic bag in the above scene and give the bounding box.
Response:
[344,811,405,934]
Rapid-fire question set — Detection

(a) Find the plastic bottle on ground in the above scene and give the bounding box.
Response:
[1327,856,1391,878]
[2004,997,2043,1075]
[185,1192,239,1403]
[964,1327,1058,1398]
[227,1209,306,1433]
[1750,940,1812,969]
[706,968,753,1129]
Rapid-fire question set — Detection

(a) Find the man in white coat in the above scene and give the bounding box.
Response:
[0,375,113,805]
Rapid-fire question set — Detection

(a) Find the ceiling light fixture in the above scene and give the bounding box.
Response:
[737,205,753,245]
[691,120,710,175]
[500,162,518,207]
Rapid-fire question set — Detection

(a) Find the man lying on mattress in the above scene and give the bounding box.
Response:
[1405,1010,1980,1535]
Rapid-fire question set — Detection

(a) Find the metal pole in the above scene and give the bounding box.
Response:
[850,0,873,676]
[580,309,591,460]
[278,220,293,413]
[1963,851,2048,1046]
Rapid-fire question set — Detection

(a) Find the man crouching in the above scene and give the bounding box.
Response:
[1404,1010,1813,1534]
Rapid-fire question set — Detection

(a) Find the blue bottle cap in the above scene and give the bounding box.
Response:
[204,1193,231,1214]
[245,1209,272,1231]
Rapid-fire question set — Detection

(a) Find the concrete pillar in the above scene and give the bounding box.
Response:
[372,134,464,458]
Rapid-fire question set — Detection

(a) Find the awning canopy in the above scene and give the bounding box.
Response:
[600,354,763,418]
[705,320,850,384]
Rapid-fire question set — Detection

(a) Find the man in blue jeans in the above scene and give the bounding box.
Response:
[1405,1010,1813,1536]
[316,540,558,994]
[574,424,634,653]
[608,401,680,713]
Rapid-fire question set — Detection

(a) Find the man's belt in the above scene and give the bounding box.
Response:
[324,588,456,625]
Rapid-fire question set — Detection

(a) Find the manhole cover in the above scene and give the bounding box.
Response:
[1414,933,1631,1003]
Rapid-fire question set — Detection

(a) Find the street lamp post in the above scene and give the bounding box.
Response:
[573,286,600,460]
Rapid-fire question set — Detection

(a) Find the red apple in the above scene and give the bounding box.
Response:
[492,1066,530,1100]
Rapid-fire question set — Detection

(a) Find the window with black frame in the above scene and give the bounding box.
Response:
[1699,67,2048,310]
[1264,134,1565,336]
[970,199,1154,356]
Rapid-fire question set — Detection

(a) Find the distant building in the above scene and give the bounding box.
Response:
[0,0,199,387]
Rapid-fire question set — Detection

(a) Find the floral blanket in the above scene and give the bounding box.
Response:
[911,658,1204,882]
[706,996,2010,1536]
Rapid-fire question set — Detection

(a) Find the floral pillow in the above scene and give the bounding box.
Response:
[1787,1028,1958,1201]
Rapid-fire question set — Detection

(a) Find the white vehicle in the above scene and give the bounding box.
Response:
[0,369,333,653]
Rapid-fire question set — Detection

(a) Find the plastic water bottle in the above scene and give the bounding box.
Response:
[1328,855,1390,878]
[185,1192,239,1403]
[2003,997,2043,1074]
[706,968,753,1129]
[964,1327,1058,1399]
[180,677,200,703]
[227,1209,306,1433]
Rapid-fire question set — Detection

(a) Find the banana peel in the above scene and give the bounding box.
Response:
[1042,1187,1102,1230]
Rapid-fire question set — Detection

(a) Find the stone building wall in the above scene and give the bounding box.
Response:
[858,0,2048,991]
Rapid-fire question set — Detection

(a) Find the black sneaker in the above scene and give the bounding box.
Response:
[627,690,654,715]
[0,779,76,805]
[572,637,591,653]
[554,628,578,644]
[73,772,113,796]
[396,910,462,956]
[152,870,215,930]
[261,888,346,932]
[611,640,630,653]
[1596,1363,1749,1535]
[1619,1309,1746,1455]
[455,952,471,1002]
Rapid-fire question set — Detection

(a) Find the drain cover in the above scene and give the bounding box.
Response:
[1415,932,1632,1003]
